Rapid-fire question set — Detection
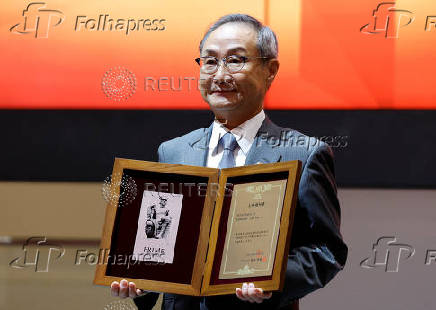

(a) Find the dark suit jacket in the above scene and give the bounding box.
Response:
[134,115,348,310]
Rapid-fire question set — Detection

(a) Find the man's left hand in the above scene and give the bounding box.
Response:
[235,282,272,304]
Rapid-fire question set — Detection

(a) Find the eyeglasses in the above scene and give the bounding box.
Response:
[195,55,271,74]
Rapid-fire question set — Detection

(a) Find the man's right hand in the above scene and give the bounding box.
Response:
[111,279,143,298]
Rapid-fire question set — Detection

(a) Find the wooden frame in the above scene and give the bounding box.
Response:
[94,158,301,296]
[94,158,219,296]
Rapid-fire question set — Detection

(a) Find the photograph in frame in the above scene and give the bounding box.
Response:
[133,190,183,264]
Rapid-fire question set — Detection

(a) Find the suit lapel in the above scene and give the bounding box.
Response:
[185,124,213,167]
[244,115,283,165]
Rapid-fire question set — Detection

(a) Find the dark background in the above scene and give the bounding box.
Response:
[1,110,434,188]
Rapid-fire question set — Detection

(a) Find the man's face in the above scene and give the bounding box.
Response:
[199,22,271,118]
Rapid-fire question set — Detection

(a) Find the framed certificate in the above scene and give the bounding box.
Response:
[94,158,301,296]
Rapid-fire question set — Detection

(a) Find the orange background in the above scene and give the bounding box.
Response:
[1,0,435,109]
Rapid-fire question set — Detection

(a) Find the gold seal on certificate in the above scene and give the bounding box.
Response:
[218,179,287,279]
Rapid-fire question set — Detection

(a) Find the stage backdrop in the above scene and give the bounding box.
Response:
[2,0,436,109]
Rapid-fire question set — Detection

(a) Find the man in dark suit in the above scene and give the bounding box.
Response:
[111,13,348,310]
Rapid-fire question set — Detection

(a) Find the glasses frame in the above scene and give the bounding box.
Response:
[195,55,271,74]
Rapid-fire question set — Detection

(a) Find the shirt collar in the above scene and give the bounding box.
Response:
[209,110,265,155]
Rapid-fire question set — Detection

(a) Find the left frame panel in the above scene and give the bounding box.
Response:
[93,158,219,296]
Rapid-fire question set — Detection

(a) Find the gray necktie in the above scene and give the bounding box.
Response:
[218,132,238,169]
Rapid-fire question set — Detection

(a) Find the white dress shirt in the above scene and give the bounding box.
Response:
[206,110,265,168]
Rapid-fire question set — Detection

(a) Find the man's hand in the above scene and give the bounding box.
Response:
[235,282,272,304]
[111,279,143,298]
